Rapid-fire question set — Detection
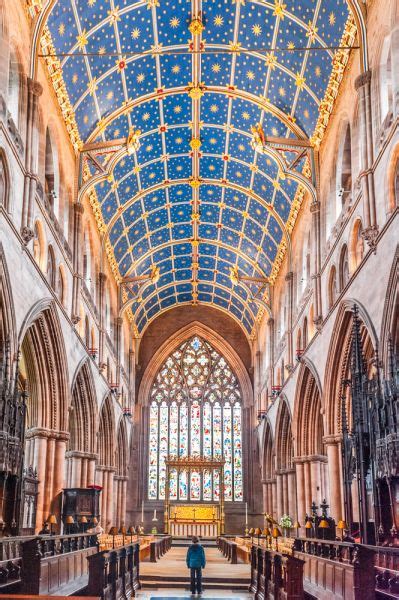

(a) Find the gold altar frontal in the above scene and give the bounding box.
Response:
[164,456,225,537]
[168,504,220,537]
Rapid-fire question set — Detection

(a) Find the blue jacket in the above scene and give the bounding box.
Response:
[186,544,206,569]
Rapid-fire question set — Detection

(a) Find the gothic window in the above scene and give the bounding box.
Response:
[148,336,243,502]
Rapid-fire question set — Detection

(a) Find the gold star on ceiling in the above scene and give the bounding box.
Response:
[273,1,286,19]
[295,72,306,89]
[76,30,88,50]
[107,7,120,25]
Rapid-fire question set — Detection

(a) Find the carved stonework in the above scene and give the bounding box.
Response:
[27,78,43,97]
[354,69,372,91]
[310,200,321,213]
[361,225,379,253]
[313,315,323,331]
[20,226,34,245]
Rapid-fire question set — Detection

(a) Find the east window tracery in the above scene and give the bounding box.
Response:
[148,336,243,502]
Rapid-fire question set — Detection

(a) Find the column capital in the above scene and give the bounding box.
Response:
[355,69,372,91]
[27,78,43,97]
[99,271,108,283]
[323,434,342,445]
[310,200,321,213]
[74,202,85,215]
[267,317,274,327]
[116,316,123,325]
[285,271,293,282]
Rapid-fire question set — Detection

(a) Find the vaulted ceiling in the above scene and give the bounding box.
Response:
[43,0,353,336]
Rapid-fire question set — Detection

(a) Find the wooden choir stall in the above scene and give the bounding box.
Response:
[164,456,225,537]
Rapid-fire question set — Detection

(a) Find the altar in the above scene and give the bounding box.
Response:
[168,504,220,537]
[164,456,225,537]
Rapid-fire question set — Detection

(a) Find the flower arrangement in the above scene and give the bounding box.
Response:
[279,514,293,529]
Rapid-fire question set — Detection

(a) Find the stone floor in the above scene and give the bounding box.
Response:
[138,545,253,599]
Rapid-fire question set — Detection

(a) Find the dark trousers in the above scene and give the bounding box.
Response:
[190,567,202,593]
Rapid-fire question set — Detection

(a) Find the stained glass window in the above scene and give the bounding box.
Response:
[148,336,243,501]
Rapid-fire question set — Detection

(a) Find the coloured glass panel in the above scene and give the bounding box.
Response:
[147,336,243,501]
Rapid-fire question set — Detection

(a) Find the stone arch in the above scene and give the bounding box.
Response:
[380,245,399,371]
[114,418,129,526]
[261,419,276,516]
[293,360,324,457]
[66,359,98,489]
[19,299,69,432]
[139,321,253,408]
[98,395,115,468]
[69,359,97,454]
[18,300,69,529]
[293,360,327,520]
[324,300,377,437]
[97,394,116,529]
[274,396,296,519]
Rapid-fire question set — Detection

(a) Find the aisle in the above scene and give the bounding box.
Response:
[138,544,252,599]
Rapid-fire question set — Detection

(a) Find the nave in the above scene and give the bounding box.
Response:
[138,542,251,598]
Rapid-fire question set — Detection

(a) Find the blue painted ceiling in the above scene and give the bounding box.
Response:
[47,0,349,335]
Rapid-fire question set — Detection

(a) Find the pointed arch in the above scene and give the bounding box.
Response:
[293,360,324,457]
[116,418,128,478]
[98,394,115,468]
[275,396,293,471]
[139,321,252,407]
[19,299,69,431]
[324,300,377,436]
[262,418,275,481]
[69,359,97,455]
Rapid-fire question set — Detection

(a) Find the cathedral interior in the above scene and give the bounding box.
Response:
[0,0,398,598]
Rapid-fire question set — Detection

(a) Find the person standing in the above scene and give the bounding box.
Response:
[186,536,206,596]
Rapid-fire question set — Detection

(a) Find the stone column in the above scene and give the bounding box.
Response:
[30,432,48,530]
[276,472,283,519]
[294,459,306,524]
[324,435,343,522]
[310,201,323,330]
[261,478,268,512]
[287,470,296,519]
[267,318,275,392]
[285,272,294,370]
[121,478,128,524]
[107,470,115,527]
[116,316,123,385]
[98,272,107,367]
[52,434,68,518]
[21,79,43,243]
[71,203,85,323]
[391,26,399,117]
[303,460,311,513]
[355,71,378,249]
[310,459,322,507]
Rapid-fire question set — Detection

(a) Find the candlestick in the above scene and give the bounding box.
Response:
[245,502,248,526]
[141,500,144,523]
